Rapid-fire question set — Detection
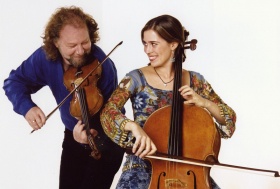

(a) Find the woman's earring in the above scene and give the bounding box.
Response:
[170,50,175,62]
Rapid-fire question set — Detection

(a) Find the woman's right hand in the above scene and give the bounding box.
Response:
[125,121,157,158]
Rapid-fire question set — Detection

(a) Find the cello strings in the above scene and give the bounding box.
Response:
[165,53,184,186]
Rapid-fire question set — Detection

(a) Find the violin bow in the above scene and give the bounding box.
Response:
[31,41,123,133]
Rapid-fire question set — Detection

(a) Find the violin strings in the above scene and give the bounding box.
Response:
[77,87,90,136]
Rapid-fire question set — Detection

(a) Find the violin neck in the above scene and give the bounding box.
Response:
[75,87,91,135]
[75,87,101,159]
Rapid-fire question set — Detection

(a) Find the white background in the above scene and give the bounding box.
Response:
[1,0,280,188]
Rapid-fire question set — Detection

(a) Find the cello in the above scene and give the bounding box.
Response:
[143,31,217,188]
[142,32,279,189]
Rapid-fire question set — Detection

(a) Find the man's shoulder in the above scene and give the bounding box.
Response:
[28,46,49,61]
[92,44,106,57]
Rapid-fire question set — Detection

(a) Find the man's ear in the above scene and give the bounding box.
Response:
[54,39,59,48]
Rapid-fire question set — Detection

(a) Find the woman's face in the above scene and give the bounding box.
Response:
[142,29,175,67]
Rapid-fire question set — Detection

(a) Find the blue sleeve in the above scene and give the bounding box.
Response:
[2,48,48,116]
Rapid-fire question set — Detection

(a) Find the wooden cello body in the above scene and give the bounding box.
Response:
[144,104,220,189]
[141,31,279,188]
[142,32,219,188]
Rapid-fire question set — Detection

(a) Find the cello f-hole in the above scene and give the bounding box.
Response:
[157,172,166,189]
[187,170,197,189]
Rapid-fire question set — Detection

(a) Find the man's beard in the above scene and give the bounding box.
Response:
[66,52,91,68]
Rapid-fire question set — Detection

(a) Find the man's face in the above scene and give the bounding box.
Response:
[55,24,91,68]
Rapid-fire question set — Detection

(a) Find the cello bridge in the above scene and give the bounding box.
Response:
[165,179,187,188]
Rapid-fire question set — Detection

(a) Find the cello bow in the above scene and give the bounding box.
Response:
[146,152,280,178]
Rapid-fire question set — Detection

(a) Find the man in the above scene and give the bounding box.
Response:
[3,6,124,189]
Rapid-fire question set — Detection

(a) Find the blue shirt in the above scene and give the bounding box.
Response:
[3,45,119,132]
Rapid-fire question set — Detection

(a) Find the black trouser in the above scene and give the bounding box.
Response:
[59,129,125,189]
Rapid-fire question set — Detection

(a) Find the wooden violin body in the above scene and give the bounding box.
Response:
[63,58,103,119]
[144,104,220,189]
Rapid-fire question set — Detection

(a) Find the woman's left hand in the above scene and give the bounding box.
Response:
[179,85,208,108]
[179,85,226,125]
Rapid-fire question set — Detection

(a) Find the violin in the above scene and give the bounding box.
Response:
[63,59,103,121]
[30,42,123,159]
[63,58,103,159]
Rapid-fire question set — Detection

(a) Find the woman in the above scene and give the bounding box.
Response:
[100,15,236,189]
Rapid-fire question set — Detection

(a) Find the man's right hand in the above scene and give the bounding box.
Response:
[25,106,46,130]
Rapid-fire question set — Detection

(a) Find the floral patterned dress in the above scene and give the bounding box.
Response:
[101,69,236,189]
